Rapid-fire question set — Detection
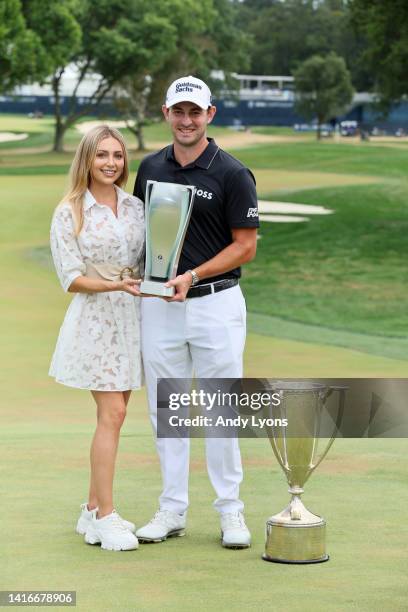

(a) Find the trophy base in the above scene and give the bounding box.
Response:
[140,280,175,297]
[263,517,328,564]
[262,553,329,564]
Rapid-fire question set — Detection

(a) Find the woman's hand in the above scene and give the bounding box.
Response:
[116,278,142,296]
[68,275,142,295]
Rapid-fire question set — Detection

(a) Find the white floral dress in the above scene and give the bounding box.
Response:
[49,186,145,391]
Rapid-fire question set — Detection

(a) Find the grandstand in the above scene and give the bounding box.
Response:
[1,69,407,133]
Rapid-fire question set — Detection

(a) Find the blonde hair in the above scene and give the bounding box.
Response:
[60,124,129,234]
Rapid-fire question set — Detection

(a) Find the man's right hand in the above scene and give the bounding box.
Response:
[164,272,193,302]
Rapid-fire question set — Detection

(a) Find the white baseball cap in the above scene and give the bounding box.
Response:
[165,76,212,110]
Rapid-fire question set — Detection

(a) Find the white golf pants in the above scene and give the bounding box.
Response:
[141,284,246,515]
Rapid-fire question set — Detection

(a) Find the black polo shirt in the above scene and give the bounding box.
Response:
[133,138,259,284]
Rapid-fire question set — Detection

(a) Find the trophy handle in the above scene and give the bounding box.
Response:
[269,428,288,472]
[267,391,290,472]
[310,386,346,473]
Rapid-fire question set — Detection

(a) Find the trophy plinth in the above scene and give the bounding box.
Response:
[263,381,346,564]
[263,488,328,564]
[139,279,175,297]
[140,181,196,297]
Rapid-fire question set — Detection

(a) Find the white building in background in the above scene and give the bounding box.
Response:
[228,74,294,101]
[14,64,103,98]
[14,68,294,101]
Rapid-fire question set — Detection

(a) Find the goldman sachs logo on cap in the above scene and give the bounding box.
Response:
[175,81,203,93]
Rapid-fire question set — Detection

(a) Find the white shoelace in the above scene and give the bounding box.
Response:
[150,510,174,525]
[99,511,129,531]
[222,513,245,529]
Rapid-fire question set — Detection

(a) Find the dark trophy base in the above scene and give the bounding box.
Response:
[262,553,329,564]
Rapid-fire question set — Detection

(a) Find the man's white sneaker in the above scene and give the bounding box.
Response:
[84,510,139,551]
[136,509,186,543]
[220,512,251,549]
[76,503,135,535]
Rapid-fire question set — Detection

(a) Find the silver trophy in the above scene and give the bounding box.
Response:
[263,381,346,564]
[140,180,196,297]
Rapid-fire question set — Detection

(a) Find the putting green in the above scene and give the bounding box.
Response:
[2,403,407,611]
[245,332,408,377]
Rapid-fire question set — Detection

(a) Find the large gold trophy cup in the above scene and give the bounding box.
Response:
[263,381,346,564]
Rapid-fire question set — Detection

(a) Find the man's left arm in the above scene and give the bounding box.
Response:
[167,166,258,301]
[165,227,257,301]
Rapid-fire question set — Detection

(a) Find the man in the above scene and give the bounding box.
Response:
[133,76,259,548]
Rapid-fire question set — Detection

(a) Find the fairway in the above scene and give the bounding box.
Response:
[253,168,382,193]
[1,116,407,611]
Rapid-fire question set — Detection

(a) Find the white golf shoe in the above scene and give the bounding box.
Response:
[136,509,186,543]
[76,503,135,535]
[220,512,251,549]
[84,510,139,551]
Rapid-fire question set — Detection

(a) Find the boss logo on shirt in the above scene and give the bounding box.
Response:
[247,208,258,218]
[196,189,213,200]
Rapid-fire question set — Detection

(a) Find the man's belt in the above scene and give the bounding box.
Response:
[187,278,238,299]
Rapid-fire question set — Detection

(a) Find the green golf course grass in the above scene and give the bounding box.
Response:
[1,115,407,611]
[0,114,232,152]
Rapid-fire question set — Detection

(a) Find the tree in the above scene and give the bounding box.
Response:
[238,0,339,75]
[350,0,408,107]
[237,0,372,92]
[114,0,250,151]
[114,76,152,151]
[201,0,250,77]
[294,53,354,139]
[0,0,48,92]
[22,0,82,151]
[24,0,222,152]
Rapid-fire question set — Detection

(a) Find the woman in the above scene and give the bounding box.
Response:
[49,125,144,551]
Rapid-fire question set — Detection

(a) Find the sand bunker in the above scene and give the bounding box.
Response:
[76,120,133,134]
[258,201,332,215]
[0,132,28,142]
[258,200,332,223]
